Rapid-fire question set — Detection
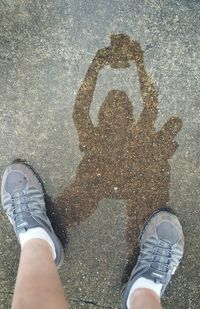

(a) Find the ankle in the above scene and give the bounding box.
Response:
[130,288,161,305]
[19,227,56,260]
[22,238,54,259]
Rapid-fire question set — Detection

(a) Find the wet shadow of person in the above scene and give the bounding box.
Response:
[51,34,182,282]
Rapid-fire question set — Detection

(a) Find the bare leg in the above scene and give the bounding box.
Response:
[130,289,162,309]
[12,239,69,309]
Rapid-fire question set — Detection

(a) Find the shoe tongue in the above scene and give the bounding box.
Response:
[16,215,51,234]
[16,216,41,232]
[24,216,42,229]
[156,222,179,245]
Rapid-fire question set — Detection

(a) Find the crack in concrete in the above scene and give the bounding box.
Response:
[0,291,13,295]
[71,298,113,308]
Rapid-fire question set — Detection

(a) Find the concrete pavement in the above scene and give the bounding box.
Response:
[0,0,199,308]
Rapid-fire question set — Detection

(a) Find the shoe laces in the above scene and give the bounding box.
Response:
[9,189,43,223]
[10,191,31,222]
[140,236,173,284]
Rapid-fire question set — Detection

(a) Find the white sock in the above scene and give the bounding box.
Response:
[126,277,162,309]
[19,227,56,260]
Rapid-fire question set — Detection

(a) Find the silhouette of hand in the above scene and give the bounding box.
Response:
[93,36,144,70]
[128,39,144,62]
[94,47,111,69]
[108,34,144,68]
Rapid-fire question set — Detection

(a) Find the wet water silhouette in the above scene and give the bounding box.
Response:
[51,34,182,278]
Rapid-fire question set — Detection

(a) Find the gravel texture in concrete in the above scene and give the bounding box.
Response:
[0,0,199,308]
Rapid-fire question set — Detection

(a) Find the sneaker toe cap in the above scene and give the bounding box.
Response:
[1,163,43,195]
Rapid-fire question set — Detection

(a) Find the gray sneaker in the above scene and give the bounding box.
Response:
[122,210,184,308]
[1,162,64,268]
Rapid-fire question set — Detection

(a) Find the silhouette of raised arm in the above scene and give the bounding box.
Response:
[132,42,159,129]
[130,40,182,159]
[73,48,110,151]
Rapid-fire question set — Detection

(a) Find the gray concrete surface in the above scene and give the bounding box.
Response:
[0,0,200,308]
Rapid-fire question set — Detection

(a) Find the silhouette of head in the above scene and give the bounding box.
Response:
[97,90,133,130]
